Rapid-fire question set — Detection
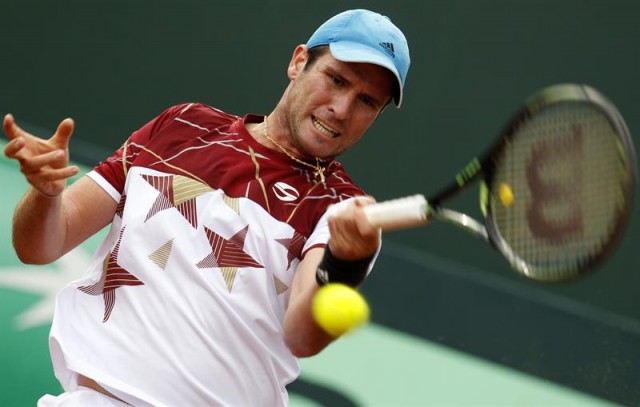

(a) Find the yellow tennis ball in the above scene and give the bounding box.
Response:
[312,283,370,337]
[499,182,514,207]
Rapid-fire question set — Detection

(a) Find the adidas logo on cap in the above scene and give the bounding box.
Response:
[379,42,395,58]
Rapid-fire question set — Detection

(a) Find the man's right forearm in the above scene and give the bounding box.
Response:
[12,187,69,265]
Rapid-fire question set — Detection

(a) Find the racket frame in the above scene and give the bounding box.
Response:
[362,84,637,282]
[452,84,636,281]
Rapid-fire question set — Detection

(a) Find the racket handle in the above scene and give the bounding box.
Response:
[328,195,429,231]
[364,194,429,231]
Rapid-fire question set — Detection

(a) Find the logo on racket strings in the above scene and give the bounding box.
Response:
[526,126,583,243]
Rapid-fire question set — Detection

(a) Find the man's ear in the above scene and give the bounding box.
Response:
[287,45,309,80]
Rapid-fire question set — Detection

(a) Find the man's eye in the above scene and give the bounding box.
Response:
[329,75,344,86]
[358,95,378,109]
[361,97,375,107]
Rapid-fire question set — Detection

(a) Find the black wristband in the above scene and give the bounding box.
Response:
[315,246,375,287]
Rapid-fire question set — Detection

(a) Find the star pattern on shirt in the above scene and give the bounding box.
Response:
[149,239,174,270]
[223,193,240,214]
[196,225,263,292]
[78,227,144,322]
[272,275,289,295]
[275,231,307,270]
[142,174,213,228]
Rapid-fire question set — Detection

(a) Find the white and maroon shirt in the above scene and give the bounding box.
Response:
[48,103,367,406]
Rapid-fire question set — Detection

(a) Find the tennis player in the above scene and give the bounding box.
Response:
[4,9,410,406]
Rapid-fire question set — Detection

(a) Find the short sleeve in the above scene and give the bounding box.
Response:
[92,104,191,194]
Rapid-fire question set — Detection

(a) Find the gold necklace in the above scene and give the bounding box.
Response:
[263,115,327,183]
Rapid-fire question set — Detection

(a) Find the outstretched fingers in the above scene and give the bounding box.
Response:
[3,136,25,159]
[3,114,30,161]
[24,165,79,185]
[3,113,21,140]
[19,149,69,174]
[3,114,79,197]
[51,117,75,149]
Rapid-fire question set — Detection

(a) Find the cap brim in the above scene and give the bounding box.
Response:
[329,42,403,108]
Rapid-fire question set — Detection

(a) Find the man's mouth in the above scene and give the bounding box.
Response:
[312,117,340,138]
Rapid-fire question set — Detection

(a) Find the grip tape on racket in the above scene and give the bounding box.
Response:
[328,195,429,231]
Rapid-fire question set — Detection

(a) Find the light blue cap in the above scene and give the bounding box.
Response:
[306,9,411,108]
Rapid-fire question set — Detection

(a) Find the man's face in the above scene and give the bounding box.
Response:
[281,46,395,160]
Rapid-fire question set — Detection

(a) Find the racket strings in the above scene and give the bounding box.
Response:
[490,102,628,280]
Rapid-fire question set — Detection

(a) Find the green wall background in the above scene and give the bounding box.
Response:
[2,0,639,405]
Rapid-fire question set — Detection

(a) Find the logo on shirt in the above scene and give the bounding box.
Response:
[273,182,299,202]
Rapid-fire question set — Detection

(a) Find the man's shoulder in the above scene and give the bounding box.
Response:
[320,162,367,201]
[166,102,240,129]
[326,162,364,189]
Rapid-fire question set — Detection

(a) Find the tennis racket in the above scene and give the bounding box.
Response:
[334,84,637,282]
